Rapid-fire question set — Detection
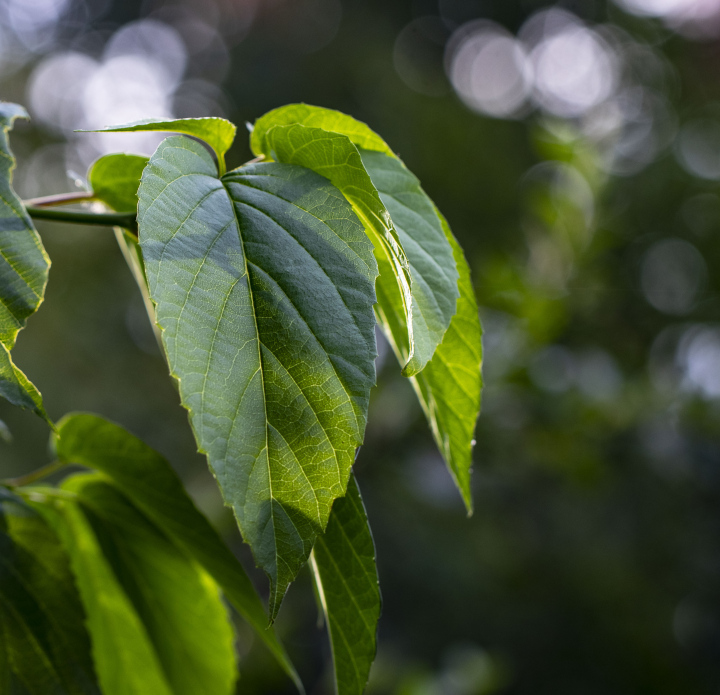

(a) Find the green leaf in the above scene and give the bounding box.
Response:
[32,491,175,695]
[311,475,381,695]
[0,342,51,425]
[0,490,99,695]
[409,214,482,514]
[251,103,393,158]
[88,153,148,213]
[254,122,437,376]
[53,412,303,692]
[135,135,378,619]
[0,103,51,423]
[358,149,459,375]
[252,106,481,508]
[87,153,159,343]
[61,474,237,695]
[86,118,236,175]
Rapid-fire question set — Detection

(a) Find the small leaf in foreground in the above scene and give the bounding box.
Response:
[311,475,381,695]
[137,135,378,619]
[0,490,100,695]
[53,412,303,692]
[62,474,237,695]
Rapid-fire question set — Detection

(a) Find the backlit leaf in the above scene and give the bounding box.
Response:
[88,153,148,213]
[311,475,380,695]
[135,136,378,619]
[61,474,237,695]
[33,492,174,695]
[53,412,303,692]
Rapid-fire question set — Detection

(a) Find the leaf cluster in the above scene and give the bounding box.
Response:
[0,102,482,694]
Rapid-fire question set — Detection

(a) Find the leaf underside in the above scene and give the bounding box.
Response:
[0,102,51,423]
[312,475,381,695]
[136,136,378,620]
[53,413,302,691]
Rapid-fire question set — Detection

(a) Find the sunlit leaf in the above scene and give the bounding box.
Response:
[61,474,237,695]
[0,490,99,695]
[311,475,380,695]
[88,153,148,213]
[53,412,303,692]
[134,136,378,619]
[0,103,51,424]
[87,117,236,174]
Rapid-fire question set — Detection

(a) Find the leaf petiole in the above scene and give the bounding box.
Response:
[25,206,137,233]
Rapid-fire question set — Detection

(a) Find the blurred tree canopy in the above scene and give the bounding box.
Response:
[1,0,720,693]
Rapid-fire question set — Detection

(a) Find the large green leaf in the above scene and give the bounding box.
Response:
[88,153,147,213]
[0,103,51,423]
[53,412,303,691]
[409,214,482,513]
[87,117,236,175]
[135,135,378,618]
[253,122,442,376]
[61,474,237,695]
[33,493,174,695]
[311,475,380,695]
[0,490,99,695]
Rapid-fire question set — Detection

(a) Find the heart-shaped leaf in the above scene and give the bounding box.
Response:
[135,134,378,619]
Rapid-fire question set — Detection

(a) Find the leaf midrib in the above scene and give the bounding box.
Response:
[221,176,280,585]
